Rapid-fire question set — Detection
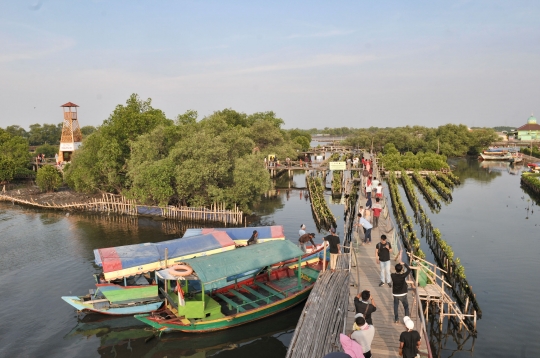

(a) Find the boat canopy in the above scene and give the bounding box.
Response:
[157,240,303,290]
[94,232,235,281]
[183,226,285,241]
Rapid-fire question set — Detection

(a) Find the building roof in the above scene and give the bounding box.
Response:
[60,102,79,107]
[516,123,540,131]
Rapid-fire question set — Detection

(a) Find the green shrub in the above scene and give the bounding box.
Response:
[36,165,62,192]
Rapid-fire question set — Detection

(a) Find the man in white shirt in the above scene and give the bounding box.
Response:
[351,316,375,358]
[371,177,380,191]
[299,224,306,237]
[356,213,373,244]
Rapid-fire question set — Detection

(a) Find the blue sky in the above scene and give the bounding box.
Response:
[1,0,539,129]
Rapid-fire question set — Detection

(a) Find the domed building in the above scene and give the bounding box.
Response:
[514,114,540,140]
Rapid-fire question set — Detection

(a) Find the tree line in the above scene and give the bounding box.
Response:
[342,124,497,157]
[64,94,311,211]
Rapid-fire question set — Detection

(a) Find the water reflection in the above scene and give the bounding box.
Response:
[65,306,300,358]
[449,157,502,183]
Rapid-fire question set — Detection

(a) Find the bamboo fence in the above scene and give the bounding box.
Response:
[0,193,243,226]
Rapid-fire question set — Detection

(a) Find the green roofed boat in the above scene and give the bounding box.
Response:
[134,240,322,333]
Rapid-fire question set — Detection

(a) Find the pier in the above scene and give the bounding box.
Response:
[287,153,433,358]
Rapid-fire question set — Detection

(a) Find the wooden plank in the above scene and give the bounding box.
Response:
[242,285,271,304]
[215,293,245,312]
[229,289,260,308]
[254,281,285,299]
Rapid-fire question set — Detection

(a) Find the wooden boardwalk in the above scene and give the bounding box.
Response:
[347,153,430,357]
[347,233,429,357]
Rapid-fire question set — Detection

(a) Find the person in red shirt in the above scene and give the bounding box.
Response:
[372,198,382,228]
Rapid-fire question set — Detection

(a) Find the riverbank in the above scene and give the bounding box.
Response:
[1,184,100,206]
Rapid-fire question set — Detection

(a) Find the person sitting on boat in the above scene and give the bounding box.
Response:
[247,230,258,245]
[98,273,107,283]
[298,232,316,253]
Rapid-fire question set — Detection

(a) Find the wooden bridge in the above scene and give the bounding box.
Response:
[286,153,433,358]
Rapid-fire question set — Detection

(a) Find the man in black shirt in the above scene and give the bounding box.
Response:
[353,290,377,325]
[323,227,340,272]
[399,316,421,358]
[375,235,392,287]
[391,261,411,323]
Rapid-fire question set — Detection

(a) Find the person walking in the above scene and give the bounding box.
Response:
[354,290,377,325]
[298,232,316,253]
[356,213,372,244]
[375,235,392,287]
[399,316,421,358]
[324,228,340,272]
[365,180,372,199]
[375,183,383,198]
[371,198,382,229]
[391,261,411,323]
[351,316,375,358]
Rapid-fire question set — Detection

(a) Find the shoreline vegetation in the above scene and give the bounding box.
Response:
[1,93,502,215]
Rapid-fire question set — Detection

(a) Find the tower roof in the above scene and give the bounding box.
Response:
[60,102,79,107]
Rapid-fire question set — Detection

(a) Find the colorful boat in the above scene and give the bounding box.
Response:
[479,152,513,161]
[61,285,163,315]
[94,231,237,282]
[134,240,321,332]
[62,232,237,315]
[182,226,286,245]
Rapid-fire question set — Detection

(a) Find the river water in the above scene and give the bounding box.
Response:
[0,158,539,357]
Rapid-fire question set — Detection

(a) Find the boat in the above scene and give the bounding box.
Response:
[479,152,513,161]
[182,225,286,245]
[94,231,237,282]
[62,285,163,315]
[62,226,321,315]
[484,146,519,153]
[62,232,237,315]
[134,240,322,332]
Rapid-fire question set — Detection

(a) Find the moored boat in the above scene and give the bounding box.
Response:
[182,225,285,245]
[134,240,321,332]
[479,152,513,161]
[62,285,163,315]
[62,226,323,315]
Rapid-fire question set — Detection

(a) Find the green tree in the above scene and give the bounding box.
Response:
[294,136,310,151]
[0,128,31,181]
[5,125,28,139]
[35,144,58,158]
[36,165,62,192]
[81,126,97,137]
[0,158,16,182]
[28,123,62,145]
[176,110,198,126]
[65,94,172,192]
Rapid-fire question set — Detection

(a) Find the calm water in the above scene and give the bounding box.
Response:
[0,158,539,357]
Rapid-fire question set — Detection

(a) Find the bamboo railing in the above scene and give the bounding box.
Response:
[0,193,244,225]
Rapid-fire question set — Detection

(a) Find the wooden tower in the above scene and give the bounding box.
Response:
[58,102,83,163]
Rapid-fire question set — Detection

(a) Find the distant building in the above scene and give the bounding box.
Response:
[495,132,508,141]
[514,114,540,141]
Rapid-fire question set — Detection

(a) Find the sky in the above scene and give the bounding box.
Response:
[1,0,540,130]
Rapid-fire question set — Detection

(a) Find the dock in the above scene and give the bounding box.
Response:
[287,153,432,358]
[344,157,430,357]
